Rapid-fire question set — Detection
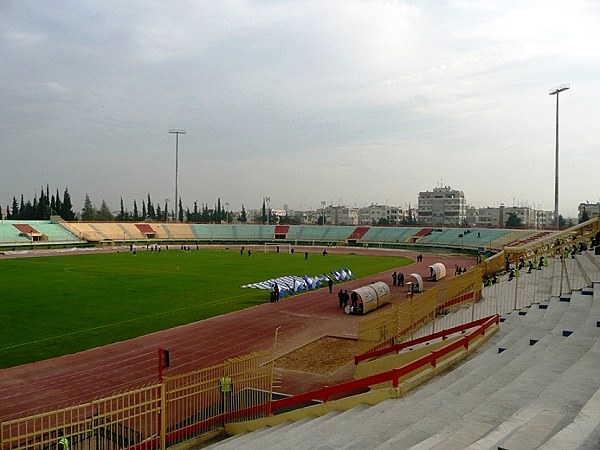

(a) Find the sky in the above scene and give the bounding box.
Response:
[1,0,599,218]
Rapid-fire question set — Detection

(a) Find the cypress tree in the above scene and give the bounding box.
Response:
[178,198,183,222]
[19,195,25,219]
[23,200,34,219]
[55,188,62,216]
[32,196,38,219]
[142,200,147,220]
[11,197,19,219]
[118,197,126,221]
[133,199,139,221]
[147,194,155,220]
[193,201,199,223]
[61,188,75,220]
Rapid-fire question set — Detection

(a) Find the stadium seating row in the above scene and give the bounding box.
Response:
[0,220,552,251]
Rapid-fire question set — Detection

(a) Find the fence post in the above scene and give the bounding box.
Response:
[513,273,519,311]
[559,257,565,295]
[159,381,166,450]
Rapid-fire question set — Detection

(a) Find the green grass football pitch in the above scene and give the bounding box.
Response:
[0,248,412,368]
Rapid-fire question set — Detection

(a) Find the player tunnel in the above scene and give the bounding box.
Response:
[346,281,390,315]
[428,263,446,281]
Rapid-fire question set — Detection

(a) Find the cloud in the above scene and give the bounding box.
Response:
[1,0,599,217]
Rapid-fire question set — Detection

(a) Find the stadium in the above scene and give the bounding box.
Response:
[1,218,599,449]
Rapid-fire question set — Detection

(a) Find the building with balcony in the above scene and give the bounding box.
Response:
[417,186,466,226]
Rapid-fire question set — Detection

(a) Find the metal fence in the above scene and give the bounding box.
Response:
[1,351,272,450]
[358,217,600,355]
[357,268,483,353]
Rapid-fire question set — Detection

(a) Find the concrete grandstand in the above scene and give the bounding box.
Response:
[204,235,600,449]
[0,220,554,254]
[1,218,599,449]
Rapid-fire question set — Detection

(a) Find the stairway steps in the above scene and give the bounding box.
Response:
[203,257,600,450]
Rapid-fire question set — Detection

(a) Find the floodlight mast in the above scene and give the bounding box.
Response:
[548,84,569,230]
[169,129,186,222]
[264,197,271,224]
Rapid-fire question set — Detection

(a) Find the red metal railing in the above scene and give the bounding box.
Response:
[355,315,497,364]
[271,315,499,415]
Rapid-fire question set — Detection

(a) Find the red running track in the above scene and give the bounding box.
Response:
[0,248,475,419]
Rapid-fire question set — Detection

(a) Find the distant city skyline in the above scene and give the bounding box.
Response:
[1,183,592,221]
[2,1,599,218]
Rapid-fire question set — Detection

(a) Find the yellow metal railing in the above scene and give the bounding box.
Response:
[358,217,600,354]
[1,351,271,450]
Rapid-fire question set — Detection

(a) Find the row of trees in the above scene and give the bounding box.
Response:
[100,195,242,224]
[1,186,76,221]
[0,187,249,224]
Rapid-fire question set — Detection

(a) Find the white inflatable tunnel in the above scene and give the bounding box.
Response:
[347,281,391,315]
[428,263,446,281]
[406,273,423,293]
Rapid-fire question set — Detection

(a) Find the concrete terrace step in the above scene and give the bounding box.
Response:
[390,297,594,441]
[381,324,595,449]
[578,252,600,283]
[237,412,344,450]
[405,299,570,402]
[204,281,600,450]
[268,405,372,450]
[564,257,589,291]
[210,417,315,450]
[463,332,594,425]
[481,409,565,450]
[403,314,548,404]
[201,422,285,450]
[543,292,593,338]
[404,320,533,401]
[205,418,308,450]
[470,338,600,450]
[406,420,495,450]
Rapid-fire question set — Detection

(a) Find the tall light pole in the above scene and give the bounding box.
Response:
[321,201,326,225]
[169,129,186,222]
[264,197,271,224]
[548,84,569,229]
